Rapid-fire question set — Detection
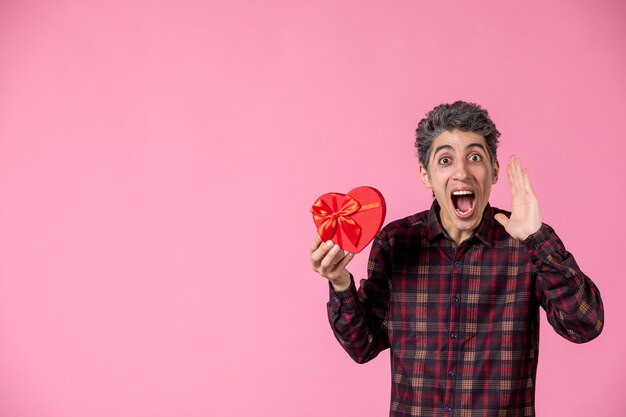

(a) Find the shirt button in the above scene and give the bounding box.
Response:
[445,405,453,412]
[534,243,541,250]
[333,297,340,302]
[448,370,456,377]
[454,296,460,303]
[450,332,458,339]
[454,261,462,268]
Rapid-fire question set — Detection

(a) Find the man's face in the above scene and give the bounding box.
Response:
[419,129,499,244]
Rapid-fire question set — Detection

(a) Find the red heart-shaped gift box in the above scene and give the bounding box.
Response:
[311,186,386,253]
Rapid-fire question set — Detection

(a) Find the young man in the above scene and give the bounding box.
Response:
[310,101,603,417]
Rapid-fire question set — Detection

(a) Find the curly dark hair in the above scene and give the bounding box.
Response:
[415,101,500,171]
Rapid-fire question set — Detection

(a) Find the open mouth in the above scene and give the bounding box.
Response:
[451,190,476,218]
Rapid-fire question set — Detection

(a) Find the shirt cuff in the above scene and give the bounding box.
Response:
[522,223,554,257]
[328,274,359,313]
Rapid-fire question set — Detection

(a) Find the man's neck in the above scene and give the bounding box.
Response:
[444,227,473,246]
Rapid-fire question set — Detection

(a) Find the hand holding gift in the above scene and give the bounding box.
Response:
[309,186,386,291]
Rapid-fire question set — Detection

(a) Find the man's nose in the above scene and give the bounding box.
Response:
[453,160,469,179]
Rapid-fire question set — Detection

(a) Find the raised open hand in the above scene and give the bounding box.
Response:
[494,155,542,241]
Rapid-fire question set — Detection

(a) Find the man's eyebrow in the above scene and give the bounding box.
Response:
[466,143,487,152]
[433,144,454,155]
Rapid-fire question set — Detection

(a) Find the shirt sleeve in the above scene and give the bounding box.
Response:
[326,232,392,363]
[524,224,604,343]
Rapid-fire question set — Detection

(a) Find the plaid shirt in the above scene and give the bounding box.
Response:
[327,202,603,417]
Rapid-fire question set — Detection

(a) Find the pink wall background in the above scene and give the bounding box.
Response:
[0,0,624,416]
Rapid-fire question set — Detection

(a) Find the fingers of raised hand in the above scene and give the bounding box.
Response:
[508,156,536,199]
[521,166,537,198]
[494,212,509,228]
[507,155,523,195]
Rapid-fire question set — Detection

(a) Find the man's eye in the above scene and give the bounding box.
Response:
[439,157,451,165]
[469,154,482,162]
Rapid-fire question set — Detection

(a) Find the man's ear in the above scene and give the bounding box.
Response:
[492,160,500,184]
[419,164,432,188]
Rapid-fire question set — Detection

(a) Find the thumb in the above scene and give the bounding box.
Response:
[494,213,509,228]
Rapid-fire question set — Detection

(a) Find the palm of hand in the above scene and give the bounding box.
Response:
[494,156,542,241]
